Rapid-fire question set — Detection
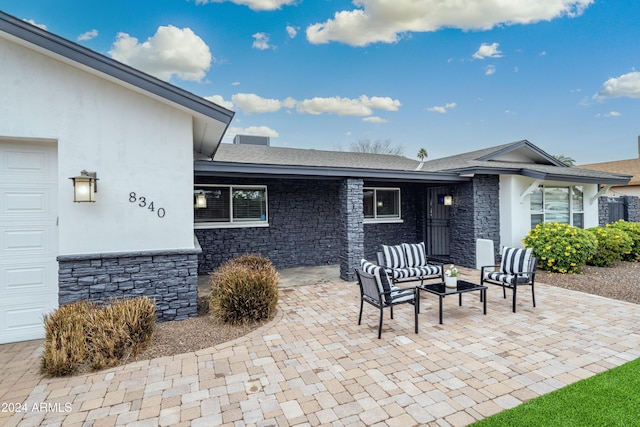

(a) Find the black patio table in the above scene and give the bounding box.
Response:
[418,280,487,324]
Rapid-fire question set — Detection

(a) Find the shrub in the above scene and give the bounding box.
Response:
[210,254,279,324]
[586,226,634,267]
[607,220,640,261]
[86,297,156,370]
[523,222,597,274]
[41,301,94,376]
[41,297,155,376]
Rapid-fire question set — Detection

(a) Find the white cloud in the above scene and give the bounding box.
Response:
[204,95,234,110]
[228,126,279,138]
[286,25,298,38]
[306,0,593,46]
[363,116,388,123]
[232,81,241,86]
[485,65,496,75]
[24,19,47,30]
[473,42,502,59]
[427,102,456,114]
[108,26,212,82]
[595,71,640,99]
[252,32,271,50]
[77,29,98,41]
[229,93,401,117]
[195,0,296,11]
[595,111,621,118]
[296,95,400,116]
[232,93,283,113]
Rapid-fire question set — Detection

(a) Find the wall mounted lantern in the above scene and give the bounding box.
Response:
[69,170,98,203]
[195,192,207,209]
[443,195,453,206]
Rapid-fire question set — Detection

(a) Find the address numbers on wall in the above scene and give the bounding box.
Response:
[129,192,166,218]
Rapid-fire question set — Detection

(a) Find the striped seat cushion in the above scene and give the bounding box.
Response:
[485,272,531,285]
[402,242,427,267]
[384,265,441,280]
[361,260,412,304]
[500,247,533,275]
[382,244,407,268]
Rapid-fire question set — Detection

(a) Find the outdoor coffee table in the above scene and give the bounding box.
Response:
[418,280,487,324]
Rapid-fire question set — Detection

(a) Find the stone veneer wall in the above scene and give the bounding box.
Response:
[598,195,640,226]
[195,178,342,274]
[57,242,200,322]
[449,175,500,268]
[339,178,364,281]
[363,183,425,261]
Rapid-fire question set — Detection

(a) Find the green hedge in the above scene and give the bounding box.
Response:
[586,226,633,267]
[607,220,640,261]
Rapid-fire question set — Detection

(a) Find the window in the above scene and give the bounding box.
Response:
[363,188,401,222]
[194,185,267,227]
[531,185,583,228]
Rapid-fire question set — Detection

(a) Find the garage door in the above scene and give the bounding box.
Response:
[0,140,58,344]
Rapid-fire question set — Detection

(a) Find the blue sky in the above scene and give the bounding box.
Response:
[3,0,639,164]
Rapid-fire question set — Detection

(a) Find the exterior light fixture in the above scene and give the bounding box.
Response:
[69,170,97,203]
[377,201,384,207]
[195,192,207,208]
[443,195,453,206]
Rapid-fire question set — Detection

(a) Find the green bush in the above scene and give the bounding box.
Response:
[523,222,597,274]
[41,297,155,376]
[586,226,634,267]
[607,220,640,261]
[210,254,279,324]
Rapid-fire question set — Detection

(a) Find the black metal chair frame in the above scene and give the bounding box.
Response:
[481,257,538,313]
[355,269,419,339]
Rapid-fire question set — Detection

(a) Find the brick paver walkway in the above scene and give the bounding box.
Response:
[2,269,639,426]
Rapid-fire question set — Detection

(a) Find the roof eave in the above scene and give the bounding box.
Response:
[450,166,631,185]
[194,161,470,183]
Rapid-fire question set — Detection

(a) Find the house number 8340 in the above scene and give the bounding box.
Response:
[129,192,166,218]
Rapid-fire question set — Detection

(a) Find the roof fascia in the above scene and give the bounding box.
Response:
[449,166,631,185]
[476,140,565,167]
[0,11,234,126]
[194,161,469,183]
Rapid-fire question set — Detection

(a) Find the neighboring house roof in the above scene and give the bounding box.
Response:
[196,140,631,186]
[0,10,234,156]
[577,158,640,186]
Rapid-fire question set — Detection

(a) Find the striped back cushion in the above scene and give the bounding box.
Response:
[382,244,407,268]
[360,259,393,299]
[500,247,533,274]
[402,242,426,267]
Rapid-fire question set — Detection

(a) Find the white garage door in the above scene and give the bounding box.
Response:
[0,140,58,344]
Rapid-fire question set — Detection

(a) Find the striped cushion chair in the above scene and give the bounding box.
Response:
[402,242,442,278]
[377,242,443,284]
[481,247,538,313]
[356,260,419,339]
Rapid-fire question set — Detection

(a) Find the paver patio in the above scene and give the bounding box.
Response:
[1,267,639,426]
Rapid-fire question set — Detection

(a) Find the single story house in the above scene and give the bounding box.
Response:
[0,11,632,344]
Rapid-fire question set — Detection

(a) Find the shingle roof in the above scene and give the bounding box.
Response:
[577,158,640,186]
[205,140,631,185]
[213,144,422,171]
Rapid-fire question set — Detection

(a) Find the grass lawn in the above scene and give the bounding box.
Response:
[470,357,640,427]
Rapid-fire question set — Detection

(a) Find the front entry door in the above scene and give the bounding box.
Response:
[426,188,450,257]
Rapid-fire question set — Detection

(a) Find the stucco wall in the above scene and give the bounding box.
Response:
[0,37,195,255]
[499,175,599,248]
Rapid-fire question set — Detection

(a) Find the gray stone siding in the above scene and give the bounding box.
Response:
[338,179,365,281]
[598,197,609,226]
[195,178,342,274]
[598,195,640,225]
[57,244,200,322]
[363,183,425,261]
[449,175,500,268]
[625,195,639,222]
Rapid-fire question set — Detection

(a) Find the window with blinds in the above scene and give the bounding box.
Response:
[194,185,267,226]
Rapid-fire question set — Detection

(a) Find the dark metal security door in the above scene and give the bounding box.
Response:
[608,197,627,223]
[426,188,450,257]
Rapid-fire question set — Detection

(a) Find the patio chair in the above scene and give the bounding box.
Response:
[356,261,419,339]
[480,247,538,313]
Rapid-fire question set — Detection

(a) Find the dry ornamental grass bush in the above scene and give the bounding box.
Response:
[41,297,155,376]
[210,254,279,324]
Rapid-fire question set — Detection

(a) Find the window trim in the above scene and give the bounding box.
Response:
[363,187,403,224]
[194,184,268,229]
[530,185,584,228]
